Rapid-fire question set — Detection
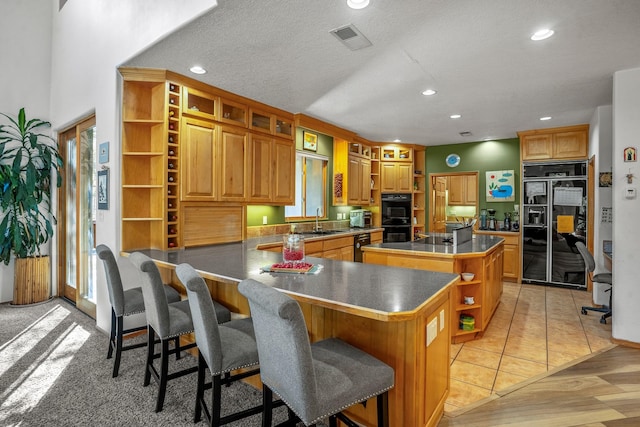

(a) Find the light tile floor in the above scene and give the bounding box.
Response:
[445,281,613,413]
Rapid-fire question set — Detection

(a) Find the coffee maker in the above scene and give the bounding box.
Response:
[487,209,497,231]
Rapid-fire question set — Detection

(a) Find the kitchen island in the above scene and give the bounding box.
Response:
[362,233,505,343]
[135,236,459,427]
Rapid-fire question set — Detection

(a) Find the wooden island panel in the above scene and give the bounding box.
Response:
[157,260,452,427]
[363,240,504,343]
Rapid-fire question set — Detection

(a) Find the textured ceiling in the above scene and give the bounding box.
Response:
[124,0,640,146]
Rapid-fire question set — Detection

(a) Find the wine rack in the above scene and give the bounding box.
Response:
[167,82,181,249]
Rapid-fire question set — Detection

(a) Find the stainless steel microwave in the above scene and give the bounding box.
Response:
[350,210,372,228]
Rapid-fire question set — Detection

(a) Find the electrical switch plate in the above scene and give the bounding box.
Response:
[439,309,445,331]
[262,216,268,225]
[426,317,437,347]
[625,187,636,199]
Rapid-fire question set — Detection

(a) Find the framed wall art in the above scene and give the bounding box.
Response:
[624,146,637,162]
[97,169,109,210]
[303,131,318,152]
[486,170,515,202]
[98,141,109,164]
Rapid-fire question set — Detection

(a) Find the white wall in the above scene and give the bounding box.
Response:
[589,105,613,305]
[1,0,217,333]
[0,0,53,303]
[612,67,640,344]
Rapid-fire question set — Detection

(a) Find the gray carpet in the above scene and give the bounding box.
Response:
[0,298,300,426]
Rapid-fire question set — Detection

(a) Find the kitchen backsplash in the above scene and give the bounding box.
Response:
[247,220,351,238]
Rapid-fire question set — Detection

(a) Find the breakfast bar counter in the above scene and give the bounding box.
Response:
[134,238,458,427]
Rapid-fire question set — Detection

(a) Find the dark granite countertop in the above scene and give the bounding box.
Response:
[134,232,458,320]
[252,227,384,247]
[363,233,504,256]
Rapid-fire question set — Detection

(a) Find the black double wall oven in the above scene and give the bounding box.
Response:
[381,193,412,242]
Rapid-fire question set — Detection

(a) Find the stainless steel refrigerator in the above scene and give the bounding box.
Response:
[521,161,588,288]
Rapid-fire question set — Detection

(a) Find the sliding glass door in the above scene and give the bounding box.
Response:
[58,116,97,317]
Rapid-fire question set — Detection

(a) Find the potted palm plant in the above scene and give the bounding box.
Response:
[0,108,63,304]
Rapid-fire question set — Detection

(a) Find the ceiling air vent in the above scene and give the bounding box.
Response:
[459,131,473,137]
[330,24,372,51]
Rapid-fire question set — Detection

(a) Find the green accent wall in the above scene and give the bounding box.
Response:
[426,138,520,223]
[246,127,361,226]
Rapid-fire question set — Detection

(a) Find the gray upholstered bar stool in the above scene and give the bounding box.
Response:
[129,252,231,413]
[177,263,265,426]
[97,244,181,378]
[238,278,395,427]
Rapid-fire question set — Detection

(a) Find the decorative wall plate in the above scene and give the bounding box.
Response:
[446,153,460,167]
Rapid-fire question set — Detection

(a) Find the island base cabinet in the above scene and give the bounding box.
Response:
[299,289,451,427]
[166,267,451,427]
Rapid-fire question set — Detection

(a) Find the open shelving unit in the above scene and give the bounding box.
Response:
[121,70,182,251]
[412,147,426,239]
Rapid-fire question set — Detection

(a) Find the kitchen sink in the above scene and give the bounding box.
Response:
[302,230,341,235]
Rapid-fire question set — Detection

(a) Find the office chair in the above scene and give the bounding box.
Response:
[576,241,612,324]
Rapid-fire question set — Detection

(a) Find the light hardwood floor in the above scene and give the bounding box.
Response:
[443,281,619,422]
[439,344,640,426]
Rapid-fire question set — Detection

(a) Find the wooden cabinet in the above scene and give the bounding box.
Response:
[248,133,272,202]
[183,86,217,121]
[248,134,295,205]
[380,144,413,193]
[381,145,412,161]
[362,240,504,343]
[347,155,371,205]
[447,174,477,206]
[249,108,294,140]
[120,68,296,249]
[180,117,217,201]
[121,72,181,251]
[333,139,372,206]
[272,138,295,204]
[475,230,520,282]
[381,162,412,193]
[519,124,588,161]
[218,125,248,201]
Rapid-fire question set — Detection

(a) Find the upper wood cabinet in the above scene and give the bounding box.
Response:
[381,145,412,162]
[272,138,295,205]
[180,117,217,201]
[519,124,589,161]
[218,125,248,201]
[182,86,217,121]
[447,174,477,206]
[347,156,371,205]
[333,139,373,206]
[249,108,294,140]
[381,162,412,193]
[248,133,273,203]
[248,134,295,205]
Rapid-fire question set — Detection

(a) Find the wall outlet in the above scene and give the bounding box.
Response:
[426,317,438,347]
[337,213,342,220]
[262,215,268,225]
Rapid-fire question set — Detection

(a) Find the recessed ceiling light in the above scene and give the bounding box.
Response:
[422,89,437,96]
[540,116,552,121]
[531,29,554,41]
[393,139,401,143]
[450,114,461,119]
[189,65,206,75]
[347,0,369,9]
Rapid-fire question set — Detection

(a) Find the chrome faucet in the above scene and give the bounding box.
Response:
[315,208,322,232]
